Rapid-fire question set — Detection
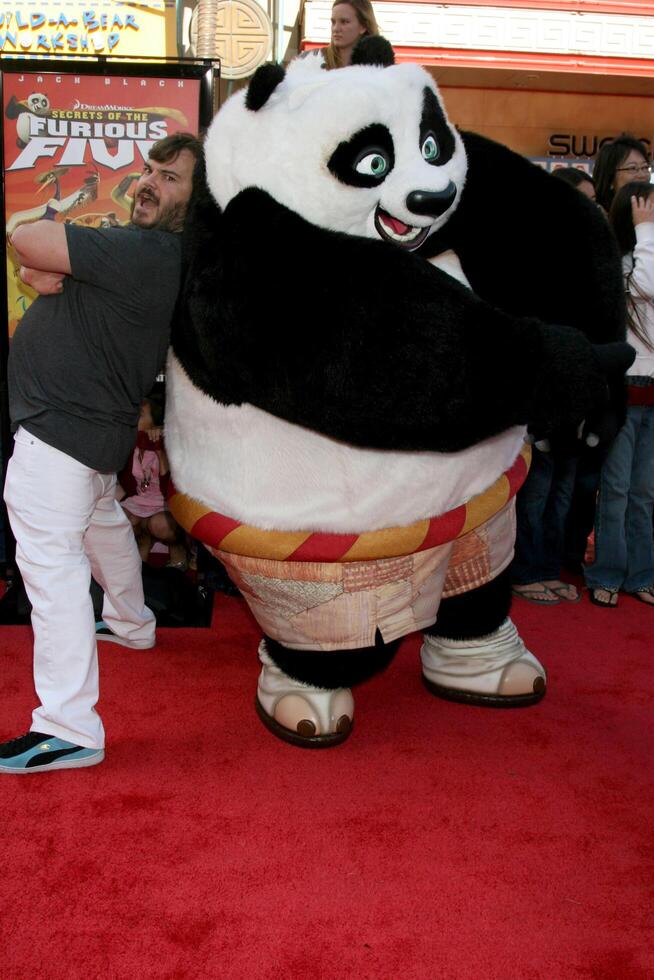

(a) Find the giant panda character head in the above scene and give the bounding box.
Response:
[203,50,467,249]
[26,92,50,115]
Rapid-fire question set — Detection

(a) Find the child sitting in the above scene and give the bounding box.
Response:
[118,390,188,570]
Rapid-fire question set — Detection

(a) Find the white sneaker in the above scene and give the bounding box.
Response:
[95,621,155,650]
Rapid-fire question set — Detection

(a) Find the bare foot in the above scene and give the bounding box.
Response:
[631,586,654,606]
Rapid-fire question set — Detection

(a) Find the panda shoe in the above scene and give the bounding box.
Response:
[420,618,546,707]
[255,641,354,748]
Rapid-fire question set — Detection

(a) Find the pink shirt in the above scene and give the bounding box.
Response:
[121,448,167,519]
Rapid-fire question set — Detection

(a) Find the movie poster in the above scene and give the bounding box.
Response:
[2,69,202,336]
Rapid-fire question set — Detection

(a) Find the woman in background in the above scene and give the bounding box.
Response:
[586,182,654,607]
[552,166,597,203]
[592,134,651,214]
[326,0,379,68]
[301,0,379,69]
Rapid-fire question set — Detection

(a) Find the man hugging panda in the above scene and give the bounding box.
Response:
[165,38,632,747]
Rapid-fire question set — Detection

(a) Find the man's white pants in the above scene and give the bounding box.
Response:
[4,428,155,749]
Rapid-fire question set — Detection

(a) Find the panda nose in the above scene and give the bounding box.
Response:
[406,183,456,217]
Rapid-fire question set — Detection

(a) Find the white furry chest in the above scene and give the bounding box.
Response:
[165,353,525,533]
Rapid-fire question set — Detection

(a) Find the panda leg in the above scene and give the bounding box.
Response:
[256,632,400,748]
[420,569,547,707]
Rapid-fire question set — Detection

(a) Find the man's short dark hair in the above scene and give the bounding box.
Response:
[149,132,203,165]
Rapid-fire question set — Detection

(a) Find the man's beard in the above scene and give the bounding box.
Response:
[130,195,186,233]
[150,199,186,233]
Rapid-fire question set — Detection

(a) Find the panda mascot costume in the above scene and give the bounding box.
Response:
[166,39,630,747]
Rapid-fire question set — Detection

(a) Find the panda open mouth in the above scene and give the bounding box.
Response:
[374,206,430,250]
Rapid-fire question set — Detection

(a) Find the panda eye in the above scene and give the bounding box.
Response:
[328,123,395,189]
[422,133,439,163]
[355,151,390,179]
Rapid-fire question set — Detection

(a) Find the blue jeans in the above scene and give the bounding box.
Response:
[585,405,654,592]
[511,447,577,584]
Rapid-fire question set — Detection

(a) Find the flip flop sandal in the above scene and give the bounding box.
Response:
[511,584,560,605]
[547,583,582,603]
[630,586,654,606]
[589,587,618,608]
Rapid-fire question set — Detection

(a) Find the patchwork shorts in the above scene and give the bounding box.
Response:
[214,499,516,651]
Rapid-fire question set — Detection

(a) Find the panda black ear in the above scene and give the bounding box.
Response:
[350,35,395,67]
[245,63,286,111]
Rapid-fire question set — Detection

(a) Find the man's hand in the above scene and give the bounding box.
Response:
[19,266,65,296]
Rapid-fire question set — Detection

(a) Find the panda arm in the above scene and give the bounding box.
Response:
[420,131,629,444]
[5,96,24,120]
[173,188,611,454]
[421,131,626,346]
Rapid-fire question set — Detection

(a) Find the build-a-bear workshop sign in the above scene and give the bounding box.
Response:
[0,1,166,56]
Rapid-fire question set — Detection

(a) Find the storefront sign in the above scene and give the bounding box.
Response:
[548,133,652,157]
[0,2,168,56]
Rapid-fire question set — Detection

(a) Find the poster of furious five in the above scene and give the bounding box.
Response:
[1,62,213,338]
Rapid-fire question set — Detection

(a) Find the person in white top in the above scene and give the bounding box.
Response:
[586,179,654,607]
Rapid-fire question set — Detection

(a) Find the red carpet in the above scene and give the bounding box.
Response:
[1,592,653,979]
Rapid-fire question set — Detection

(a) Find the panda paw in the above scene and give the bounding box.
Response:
[528,331,634,450]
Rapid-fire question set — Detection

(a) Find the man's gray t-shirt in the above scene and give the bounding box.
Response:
[9,223,182,473]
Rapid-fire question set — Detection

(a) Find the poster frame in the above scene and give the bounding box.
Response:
[0,55,218,572]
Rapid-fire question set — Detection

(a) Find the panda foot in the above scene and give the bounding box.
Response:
[420,618,546,707]
[255,641,354,748]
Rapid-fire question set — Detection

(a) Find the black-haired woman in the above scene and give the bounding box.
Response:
[586,181,654,607]
[592,134,651,214]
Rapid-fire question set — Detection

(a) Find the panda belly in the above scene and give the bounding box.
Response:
[166,353,526,534]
